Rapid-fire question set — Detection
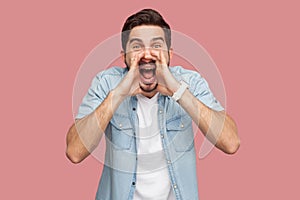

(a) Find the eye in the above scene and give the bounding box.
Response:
[132,44,142,50]
[152,43,163,49]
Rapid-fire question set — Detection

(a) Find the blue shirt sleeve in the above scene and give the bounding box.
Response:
[170,66,224,111]
[76,73,109,119]
[189,72,224,111]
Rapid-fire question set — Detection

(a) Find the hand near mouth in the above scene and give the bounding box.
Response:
[113,50,180,99]
[149,50,180,97]
[113,52,145,98]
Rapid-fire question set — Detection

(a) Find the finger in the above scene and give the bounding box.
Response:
[130,54,139,69]
[159,49,168,66]
[130,52,145,69]
[150,49,167,68]
[150,50,160,61]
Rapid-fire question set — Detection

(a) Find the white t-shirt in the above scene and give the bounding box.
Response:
[133,93,175,200]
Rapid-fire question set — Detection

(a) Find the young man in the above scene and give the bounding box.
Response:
[66,9,240,200]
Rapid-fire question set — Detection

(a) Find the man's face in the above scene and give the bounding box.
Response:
[124,25,171,93]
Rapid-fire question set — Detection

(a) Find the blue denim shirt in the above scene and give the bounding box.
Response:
[76,66,223,200]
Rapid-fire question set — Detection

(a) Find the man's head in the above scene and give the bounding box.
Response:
[121,9,173,93]
[121,8,171,52]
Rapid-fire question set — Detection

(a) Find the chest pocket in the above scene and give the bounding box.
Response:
[109,114,134,150]
[166,114,194,152]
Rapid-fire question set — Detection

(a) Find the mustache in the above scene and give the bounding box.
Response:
[138,60,156,66]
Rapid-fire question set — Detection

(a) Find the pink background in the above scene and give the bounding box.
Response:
[1,0,299,199]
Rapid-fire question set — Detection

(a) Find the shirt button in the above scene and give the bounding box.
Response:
[167,160,171,164]
[159,110,163,114]
[180,124,184,128]
[161,134,164,139]
[132,182,136,186]
[133,107,136,111]
[119,124,122,128]
[173,184,177,189]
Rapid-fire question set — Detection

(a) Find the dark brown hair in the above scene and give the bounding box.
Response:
[121,9,171,51]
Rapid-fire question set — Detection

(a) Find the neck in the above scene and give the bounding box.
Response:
[140,91,158,98]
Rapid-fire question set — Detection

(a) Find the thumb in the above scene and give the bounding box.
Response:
[156,84,173,96]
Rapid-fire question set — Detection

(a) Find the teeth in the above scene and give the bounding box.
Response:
[140,68,155,72]
[140,68,154,72]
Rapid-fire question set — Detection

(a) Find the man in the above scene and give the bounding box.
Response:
[66,8,240,200]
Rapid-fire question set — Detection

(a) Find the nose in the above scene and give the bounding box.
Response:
[143,47,152,59]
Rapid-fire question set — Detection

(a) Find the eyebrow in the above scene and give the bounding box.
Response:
[151,37,165,42]
[129,38,143,44]
[129,37,165,44]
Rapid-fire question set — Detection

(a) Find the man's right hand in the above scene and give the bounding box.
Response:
[113,52,146,98]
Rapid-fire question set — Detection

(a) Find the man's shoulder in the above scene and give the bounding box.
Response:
[169,66,202,80]
[89,67,127,89]
[95,66,127,78]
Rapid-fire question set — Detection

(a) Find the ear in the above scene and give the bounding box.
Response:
[168,48,173,60]
[121,50,125,62]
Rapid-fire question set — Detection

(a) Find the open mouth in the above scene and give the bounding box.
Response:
[138,60,156,84]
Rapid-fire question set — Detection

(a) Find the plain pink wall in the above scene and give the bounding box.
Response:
[1,0,299,199]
